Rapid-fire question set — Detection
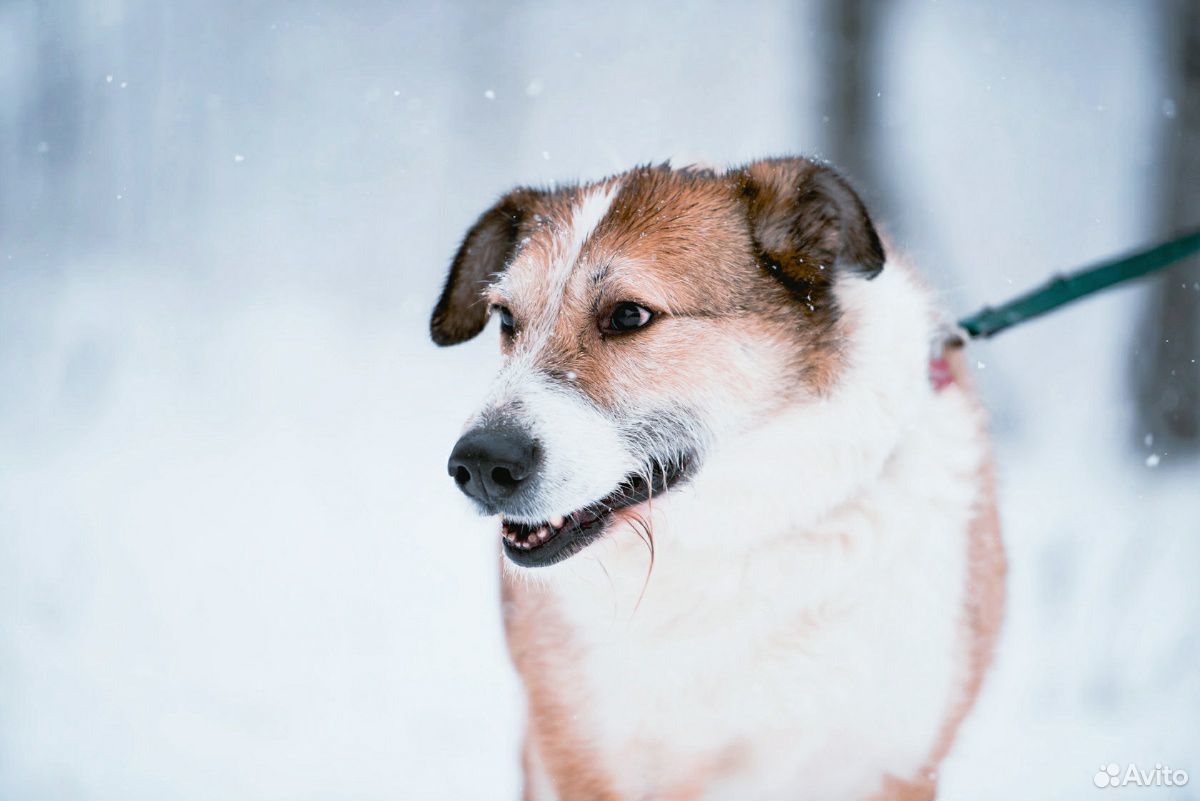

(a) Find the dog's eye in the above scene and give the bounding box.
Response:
[495,305,515,335]
[602,302,653,335]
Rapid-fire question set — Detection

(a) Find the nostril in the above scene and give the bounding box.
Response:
[490,465,519,489]
[454,465,472,486]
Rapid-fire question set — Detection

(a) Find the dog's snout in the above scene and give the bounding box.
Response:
[447,425,539,508]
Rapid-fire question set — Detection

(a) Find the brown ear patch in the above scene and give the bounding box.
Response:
[430,188,542,346]
[736,157,885,300]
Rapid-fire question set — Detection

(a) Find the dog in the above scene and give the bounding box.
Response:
[431,158,1004,800]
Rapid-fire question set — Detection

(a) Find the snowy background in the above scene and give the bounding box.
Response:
[1,1,1197,799]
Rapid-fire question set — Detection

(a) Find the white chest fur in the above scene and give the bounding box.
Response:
[534,384,983,800]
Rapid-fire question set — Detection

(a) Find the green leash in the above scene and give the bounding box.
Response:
[957,228,1200,339]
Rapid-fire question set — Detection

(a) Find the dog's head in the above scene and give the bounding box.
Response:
[431,158,885,568]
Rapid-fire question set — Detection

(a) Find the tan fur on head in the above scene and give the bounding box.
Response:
[432,159,886,404]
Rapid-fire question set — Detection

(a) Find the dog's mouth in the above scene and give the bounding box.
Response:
[501,456,692,568]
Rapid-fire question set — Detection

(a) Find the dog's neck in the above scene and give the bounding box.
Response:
[670,263,936,533]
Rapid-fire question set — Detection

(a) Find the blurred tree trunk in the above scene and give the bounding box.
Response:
[25,0,85,251]
[1133,0,1200,460]
[453,2,525,173]
[820,0,879,194]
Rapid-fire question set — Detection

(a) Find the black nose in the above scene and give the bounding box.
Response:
[447,425,539,508]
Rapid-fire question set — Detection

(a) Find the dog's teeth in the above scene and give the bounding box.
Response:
[549,515,565,529]
[536,528,550,542]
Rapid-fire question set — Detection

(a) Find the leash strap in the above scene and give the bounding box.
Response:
[957,228,1200,339]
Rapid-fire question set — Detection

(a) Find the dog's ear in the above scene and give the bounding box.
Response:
[430,188,539,346]
[735,157,884,295]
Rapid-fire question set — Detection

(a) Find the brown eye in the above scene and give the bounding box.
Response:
[602,302,653,335]
[495,306,515,336]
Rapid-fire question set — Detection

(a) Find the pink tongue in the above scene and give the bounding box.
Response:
[929,356,954,391]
